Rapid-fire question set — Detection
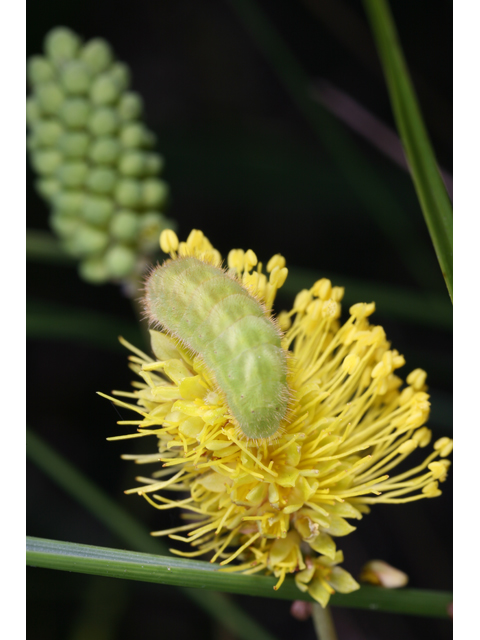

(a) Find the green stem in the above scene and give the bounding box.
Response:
[27,537,453,618]
[312,604,338,640]
[26,429,278,640]
[363,0,453,300]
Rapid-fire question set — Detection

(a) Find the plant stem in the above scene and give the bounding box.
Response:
[363,0,453,301]
[312,605,338,640]
[26,537,453,618]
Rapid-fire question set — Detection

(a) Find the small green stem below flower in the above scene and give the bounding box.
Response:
[312,604,338,640]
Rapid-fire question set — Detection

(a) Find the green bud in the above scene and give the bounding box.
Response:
[26,97,42,125]
[35,120,64,146]
[70,225,109,256]
[60,98,90,129]
[61,60,91,95]
[109,209,139,241]
[88,137,120,164]
[86,167,117,194]
[90,74,121,105]
[27,56,55,85]
[117,92,143,121]
[37,82,65,115]
[80,38,113,76]
[119,122,150,148]
[144,153,164,176]
[53,190,85,215]
[114,178,142,207]
[57,162,88,188]
[35,178,61,201]
[27,27,173,285]
[45,27,81,65]
[118,151,146,177]
[31,149,63,175]
[142,178,169,208]
[79,256,110,284]
[27,133,40,152]
[110,63,130,92]
[58,132,90,158]
[49,211,81,237]
[88,107,118,136]
[104,244,136,279]
[82,195,114,225]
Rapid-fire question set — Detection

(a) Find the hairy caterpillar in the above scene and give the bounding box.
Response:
[144,256,289,440]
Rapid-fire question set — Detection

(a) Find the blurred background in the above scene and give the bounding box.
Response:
[26,1,452,638]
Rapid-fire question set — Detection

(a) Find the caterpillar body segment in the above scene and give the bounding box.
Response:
[144,256,289,439]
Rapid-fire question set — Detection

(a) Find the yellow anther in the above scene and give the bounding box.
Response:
[392,353,406,369]
[428,461,450,481]
[269,266,288,289]
[360,366,373,388]
[160,229,179,255]
[371,361,387,379]
[201,236,214,251]
[330,286,345,302]
[257,272,268,298]
[412,426,432,447]
[312,278,332,301]
[350,302,376,318]
[382,351,394,373]
[342,354,360,375]
[228,249,245,273]
[178,241,188,256]
[398,386,413,406]
[267,254,286,273]
[243,270,259,291]
[406,368,427,390]
[434,437,453,458]
[244,249,258,272]
[422,481,441,497]
[397,439,417,455]
[293,289,312,313]
[370,325,386,344]
[203,249,222,267]
[186,229,205,250]
[277,311,291,331]
[306,299,323,321]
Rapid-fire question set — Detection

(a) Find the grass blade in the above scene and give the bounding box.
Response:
[363,0,453,300]
[27,537,453,618]
[26,428,279,640]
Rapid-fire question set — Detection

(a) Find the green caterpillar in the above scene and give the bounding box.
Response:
[144,256,289,440]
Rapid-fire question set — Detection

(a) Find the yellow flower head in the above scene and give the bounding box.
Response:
[101,229,453,607]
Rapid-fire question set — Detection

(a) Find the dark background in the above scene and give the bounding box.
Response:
[26,1,452,639]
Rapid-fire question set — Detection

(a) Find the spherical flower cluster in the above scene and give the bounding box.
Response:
[102,229,452,607]
[27,27,175,284]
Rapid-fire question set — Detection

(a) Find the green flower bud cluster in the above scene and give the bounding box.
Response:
[27,27,175,284]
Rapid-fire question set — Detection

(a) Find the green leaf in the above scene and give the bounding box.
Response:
[26,428,278,640]
[363,0,453,300]
[27,537,453,618]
